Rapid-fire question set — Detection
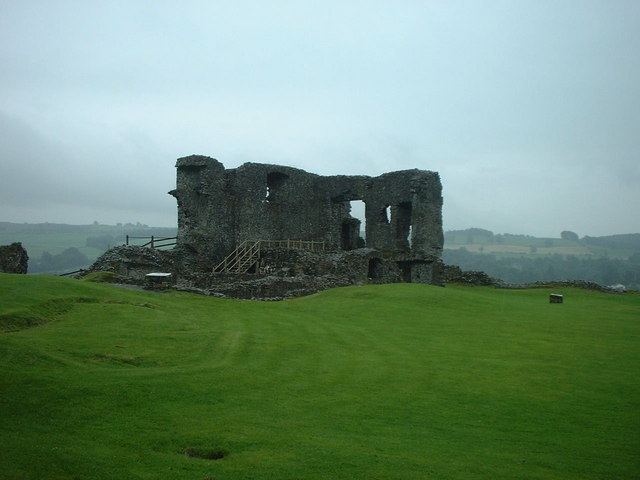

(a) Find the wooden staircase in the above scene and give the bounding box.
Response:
[212,240,261,273]
[212,239,326,274]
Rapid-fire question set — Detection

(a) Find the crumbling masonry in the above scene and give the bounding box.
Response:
[169,155,444,290]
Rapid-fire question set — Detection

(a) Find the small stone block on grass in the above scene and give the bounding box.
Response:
[550,293,563,303]
[145,272,172,288]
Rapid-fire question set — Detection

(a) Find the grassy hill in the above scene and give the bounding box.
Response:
[1,274,638,479]
[444,229,640,259]
[443,229,640,287]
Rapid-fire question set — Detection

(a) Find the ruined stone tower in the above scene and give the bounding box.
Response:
[170,155,444,285]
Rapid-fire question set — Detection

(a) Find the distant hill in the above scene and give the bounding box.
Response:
[581,233,640,250]
[444,228,639,258]
[443,228,640,288]
[0,222,177,274]
[2,222,638,286]
[0,221,176,237]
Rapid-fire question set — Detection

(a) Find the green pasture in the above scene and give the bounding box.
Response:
[0,232,105,259]
[445,233,574,248]
[443,234,635,258]
[1,274,639,479]
[444,243,595,257]
[0,223,176,265]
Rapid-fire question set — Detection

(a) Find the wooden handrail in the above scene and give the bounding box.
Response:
[212,239,326,273]
[212,240,261,273]
[125,235,177,249]
[258,239,325,251]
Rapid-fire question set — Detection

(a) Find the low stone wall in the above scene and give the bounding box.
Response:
[443,264,625,293]
[176,247,443,299]
[497,279,620,292]
[83,245,177,281]
[442,264,500,286]
[177,248,380,299]
[83,245,443,299]
[178,274,356,301]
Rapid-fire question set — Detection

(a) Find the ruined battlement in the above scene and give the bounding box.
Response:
[169,155,444,286]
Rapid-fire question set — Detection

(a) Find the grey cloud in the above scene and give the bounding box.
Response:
[0,1,639,235]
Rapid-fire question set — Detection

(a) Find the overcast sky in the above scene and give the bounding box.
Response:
[1,1,638,237]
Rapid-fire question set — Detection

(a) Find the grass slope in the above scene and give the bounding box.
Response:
[1,274,639,479]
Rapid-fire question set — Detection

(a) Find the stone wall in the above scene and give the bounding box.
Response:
[443,264,624,293]
[176,247,444,300]
[0,242,28,274]
[169,156,444,284]
[86,246,176,281]
[442,264,499,286]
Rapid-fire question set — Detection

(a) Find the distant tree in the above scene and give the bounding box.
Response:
[561,231,579,242]
[582,234,640,250]
[445,228,493,245]
[30,248,89,273]
[53,248,89,271]
[86,235,116,251]
[544,239,553,248]
[467,228,494,238]
[37,250,53,272]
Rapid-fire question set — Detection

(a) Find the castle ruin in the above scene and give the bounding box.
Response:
[169,155,444,290]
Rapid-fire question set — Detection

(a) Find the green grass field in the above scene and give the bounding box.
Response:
[1,274,639,479]
[444,243,596,257]
[443,233,636,259]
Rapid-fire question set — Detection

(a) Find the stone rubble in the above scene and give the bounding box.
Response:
[0,242,29,274]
